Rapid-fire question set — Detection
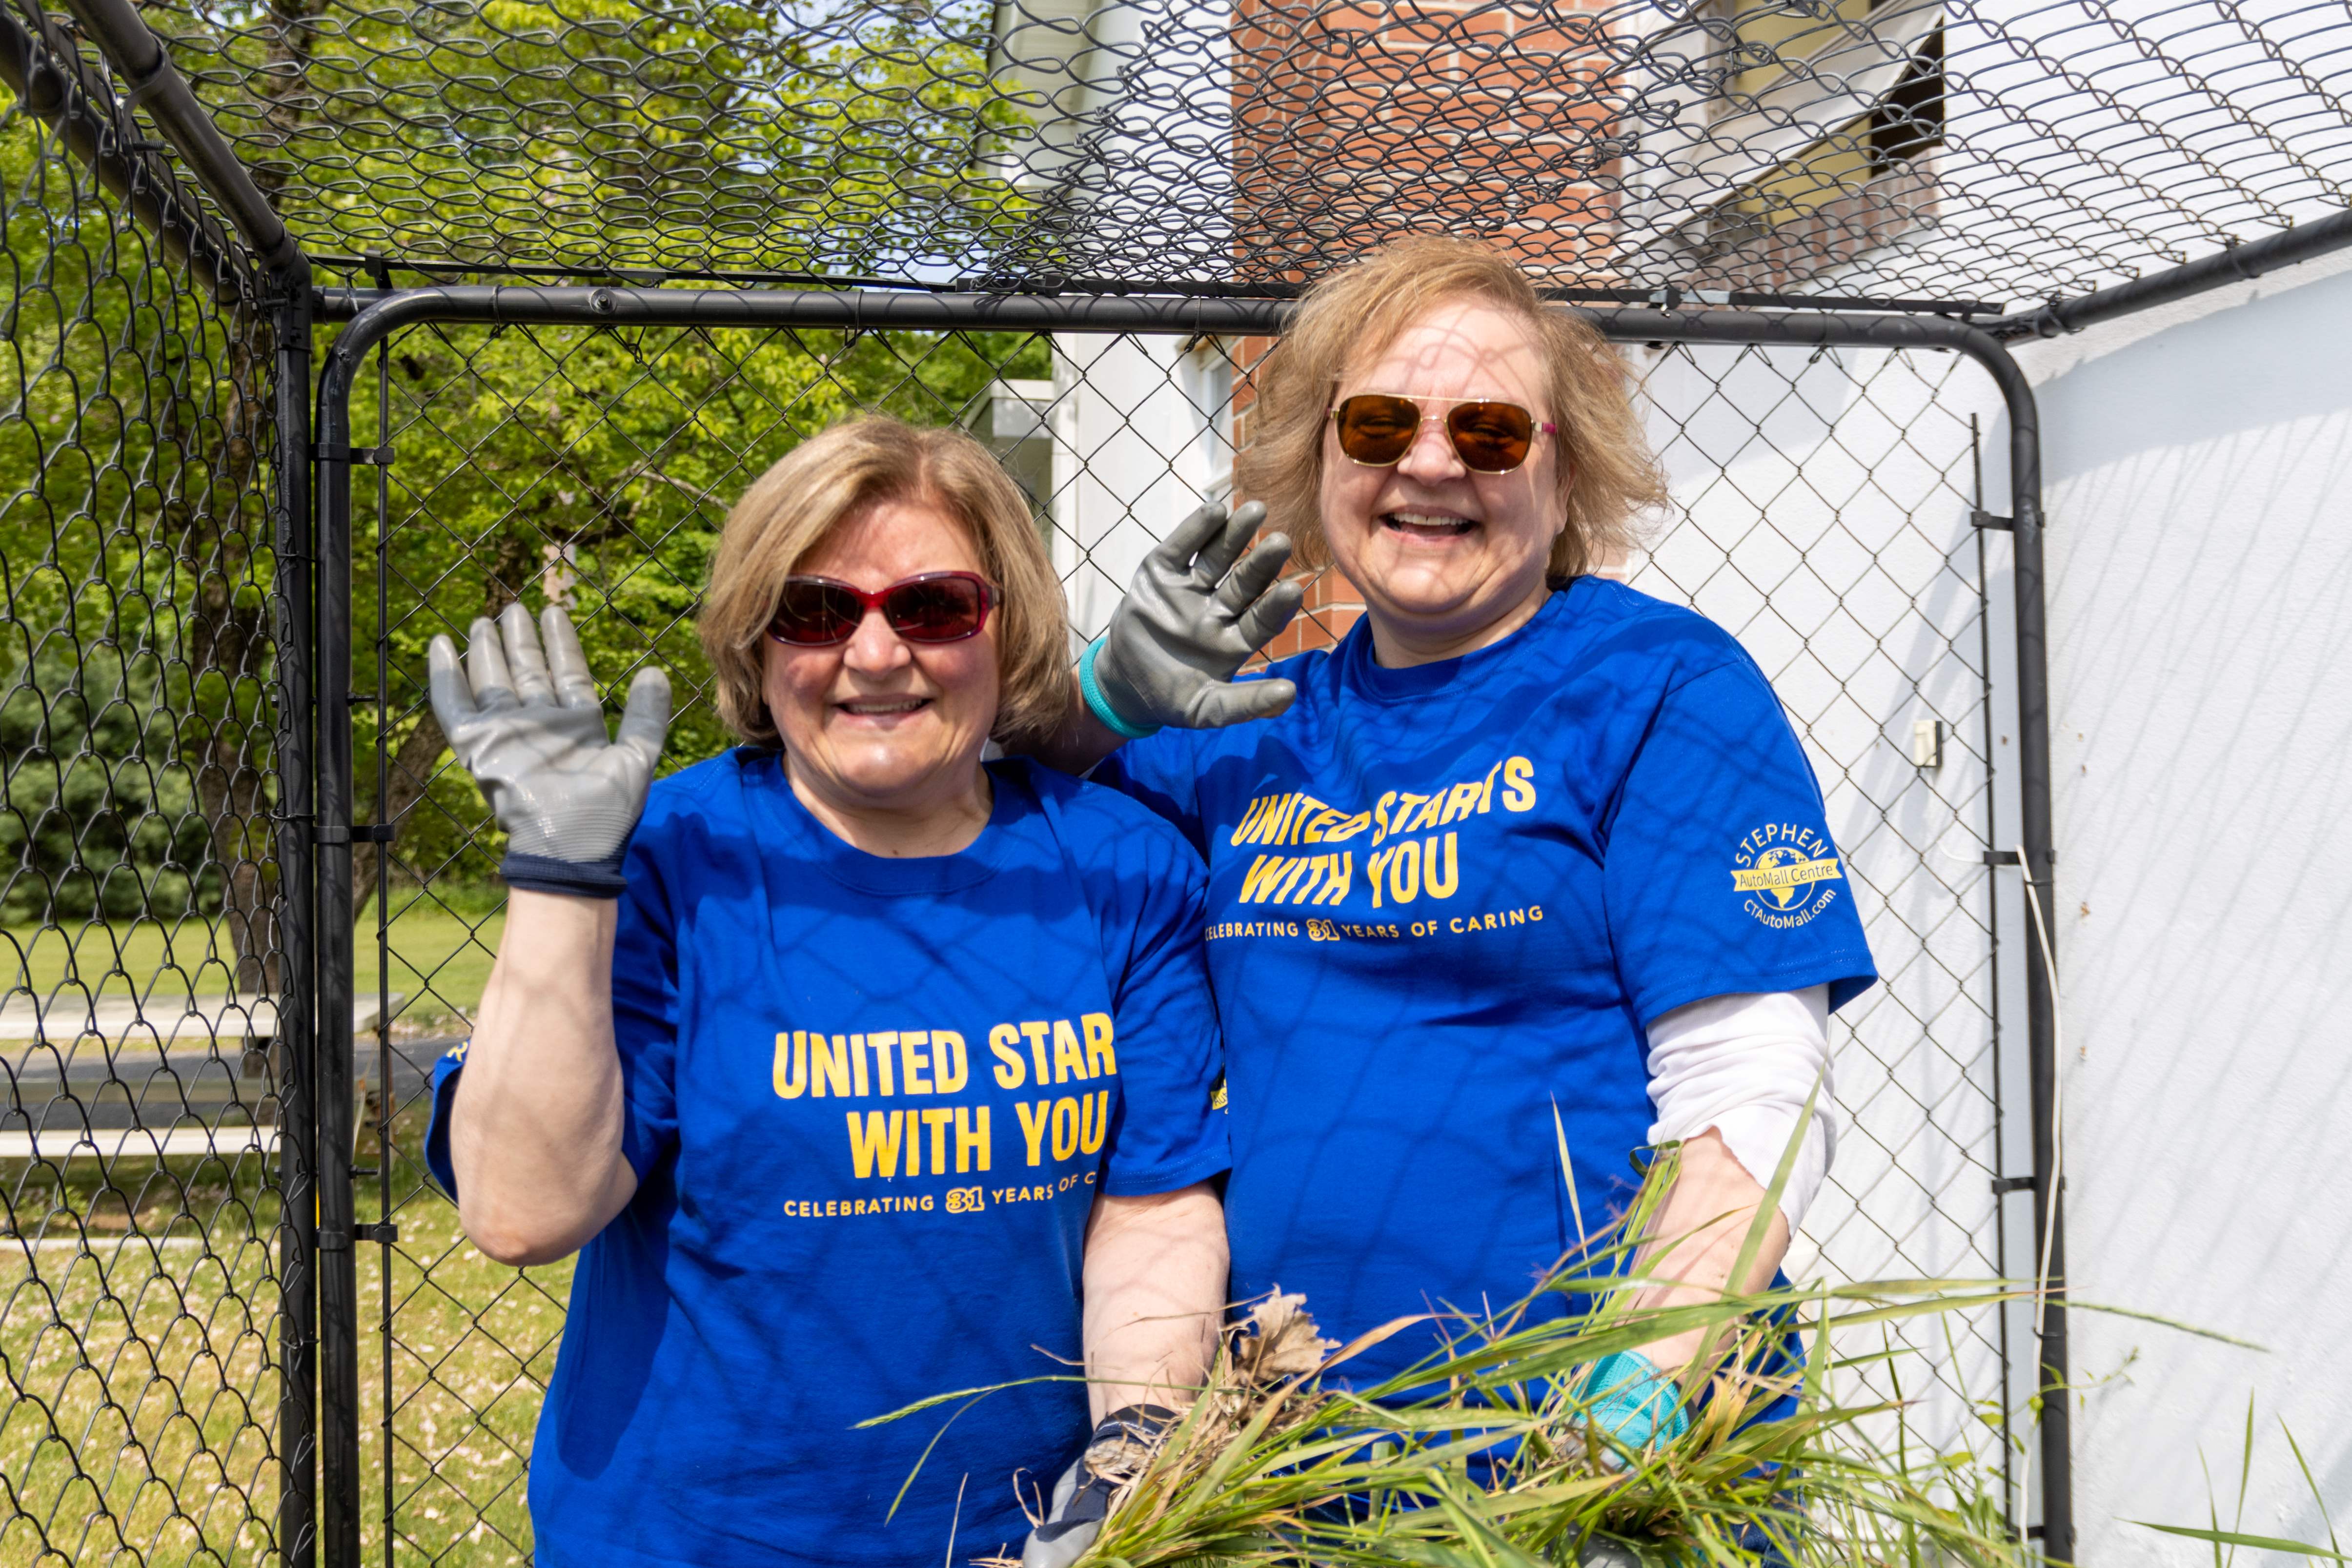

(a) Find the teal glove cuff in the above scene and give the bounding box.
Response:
[1078,636,1161,740]
[1577,1349,1690,1449]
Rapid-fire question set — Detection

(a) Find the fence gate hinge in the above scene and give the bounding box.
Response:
[1982,849,2057,868]
[1991,1174,2036,1196]
[314,824,395,845]
[312,442,396,465]
[315,1222,399,1251]
[1971,510,2013,531]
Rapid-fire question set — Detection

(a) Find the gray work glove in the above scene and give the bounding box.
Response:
[1021,1404,1175,1568]
[426,602,671,899]
[1079,500,1305,737]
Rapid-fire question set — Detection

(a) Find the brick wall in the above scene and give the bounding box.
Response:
[1225,0,1630,662]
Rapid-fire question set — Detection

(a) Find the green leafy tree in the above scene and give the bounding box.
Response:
[0,102,282,987]
[5,0,1044,953]
[345,317,1048,905]
[170,0,1046,909]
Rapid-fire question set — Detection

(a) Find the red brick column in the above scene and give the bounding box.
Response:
[1225,0,1629,660]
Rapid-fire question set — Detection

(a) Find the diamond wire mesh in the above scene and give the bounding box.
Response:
[0,28,289,1568]
[352,317,2012,1559]
[1625,339,2009,1466]
[130,0,2352,305]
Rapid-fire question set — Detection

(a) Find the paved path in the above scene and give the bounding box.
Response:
[0,992,395,1044]
[0,1034,448,1160]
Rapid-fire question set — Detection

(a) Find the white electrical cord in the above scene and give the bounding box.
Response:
[2016,844,2065,1340]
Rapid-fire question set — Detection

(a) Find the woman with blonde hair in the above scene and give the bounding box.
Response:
[421,417,1228,1568]
[1045,234,1877,1458]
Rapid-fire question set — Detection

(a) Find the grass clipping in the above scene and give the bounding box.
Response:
[887,1154,2036,1568]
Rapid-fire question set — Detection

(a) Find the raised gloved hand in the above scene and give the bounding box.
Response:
[1078,500,1305,737]
[1574,1348,1689,1460]
[426,602,671,899]
[1020,1404,1175,1568]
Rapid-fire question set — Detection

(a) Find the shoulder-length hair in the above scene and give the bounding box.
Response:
[1237,235,1668,581]
[698,417,1069,748]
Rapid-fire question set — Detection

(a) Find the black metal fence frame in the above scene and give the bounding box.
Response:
[40,0,2352,1559]
[305,280,2068,1564]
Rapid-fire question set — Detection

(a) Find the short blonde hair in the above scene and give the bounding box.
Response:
[1237,236,1667,581]
[699,418,1069,748]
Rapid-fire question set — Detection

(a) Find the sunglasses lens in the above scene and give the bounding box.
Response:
[1447,402,1536,472]
[1334,395,1419,465]
[770,579,863,645]
[883,576,989,642]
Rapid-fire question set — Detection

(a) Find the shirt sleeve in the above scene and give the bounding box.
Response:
[608,824,684,1184]
[1086,811,1229,1197]
[1645,986,1835,1228]
[422,1040,470,1199]
[1603,658,1877,1026]
[1090,727,1211,857]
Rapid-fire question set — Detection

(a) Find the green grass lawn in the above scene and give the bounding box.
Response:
[0,1110,566,1567]
[361,1183,568,1566]
[361,903,506,1032]
[0,904,507,1036]
[0,908,545,1563]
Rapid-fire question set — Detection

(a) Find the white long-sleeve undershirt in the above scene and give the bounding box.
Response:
[1644,985,1835,1231]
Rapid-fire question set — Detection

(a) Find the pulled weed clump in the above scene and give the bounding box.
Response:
[889,1153,2038,1568]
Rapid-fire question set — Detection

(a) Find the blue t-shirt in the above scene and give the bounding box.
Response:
[426,753,1227,1568]
[1099,577,1875,1382]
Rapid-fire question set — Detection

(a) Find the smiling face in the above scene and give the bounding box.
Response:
[1318,298,1568,665]
[762,494,1000,836]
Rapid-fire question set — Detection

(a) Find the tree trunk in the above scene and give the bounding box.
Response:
[195,730,279,994]
[350,709,448,917]
[351,532,536,915]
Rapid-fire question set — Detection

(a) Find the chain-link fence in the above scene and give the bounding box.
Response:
[149,0,2352,304]
[0,14,293,1562]
[13,0,2352,1557]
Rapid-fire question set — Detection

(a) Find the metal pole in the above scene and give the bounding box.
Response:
[313,362,362,1568]
[0,0,241,295]
[313,285,2071,1560]
[1990,207,2352,341]
[54,0,303,271]
[2005,381,2073,1566]
[268,255,319,1568]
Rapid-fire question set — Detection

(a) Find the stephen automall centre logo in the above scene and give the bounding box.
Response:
[1731,823,1845,929]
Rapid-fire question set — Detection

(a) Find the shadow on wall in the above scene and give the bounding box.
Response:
[2040,265,2352,481]
[2031,266,2352,1557]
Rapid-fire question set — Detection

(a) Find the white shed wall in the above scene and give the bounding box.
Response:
[2009,252,2352,1563]
[1627,257,2352,1556]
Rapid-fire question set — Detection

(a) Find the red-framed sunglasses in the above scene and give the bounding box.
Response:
[767,571,999,647]
[1329,393,1557,474]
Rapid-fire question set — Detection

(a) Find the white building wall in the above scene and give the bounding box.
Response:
[2006,251,2352,1563]
[1046,333,1234,644]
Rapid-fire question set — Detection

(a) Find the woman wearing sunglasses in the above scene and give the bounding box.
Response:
[420,417,1229,1568]
[1042,236,1878,1461]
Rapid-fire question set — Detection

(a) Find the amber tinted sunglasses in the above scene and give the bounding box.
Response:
[768,571,998,646]
[1329,393,1557,474]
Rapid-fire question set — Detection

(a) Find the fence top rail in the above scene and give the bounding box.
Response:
[310,280,2029,380]
[67,0,2352,312]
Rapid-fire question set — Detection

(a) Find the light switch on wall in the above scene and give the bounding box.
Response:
[1912,718,1945,769]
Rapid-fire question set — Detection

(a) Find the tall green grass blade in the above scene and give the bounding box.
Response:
[2134,1522,2352,1561]
[1727,1070,1822,1298]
